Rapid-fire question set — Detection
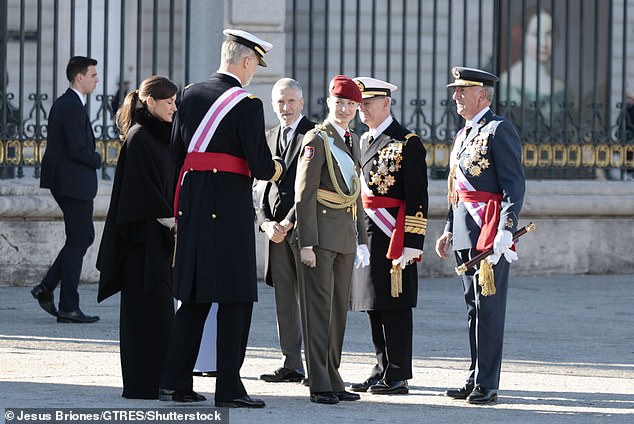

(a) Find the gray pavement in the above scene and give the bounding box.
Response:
[1,274,633,423]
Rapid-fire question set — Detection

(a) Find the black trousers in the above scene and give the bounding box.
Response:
[41,193,95,312]
[160,301,253,402]
[120,244,174,399]
[367,308,413,381]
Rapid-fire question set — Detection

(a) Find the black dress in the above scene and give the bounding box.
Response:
[97,108,176,399]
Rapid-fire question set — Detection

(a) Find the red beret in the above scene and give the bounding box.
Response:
[329,75,362,103]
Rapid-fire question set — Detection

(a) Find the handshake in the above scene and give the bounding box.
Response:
[262,219,294,244]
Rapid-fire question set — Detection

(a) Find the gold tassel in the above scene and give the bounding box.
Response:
[390,264,402,298]
[447,165,456,207]
[478,259,496,296]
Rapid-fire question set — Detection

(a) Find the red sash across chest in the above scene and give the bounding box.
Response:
[453,189,502,251]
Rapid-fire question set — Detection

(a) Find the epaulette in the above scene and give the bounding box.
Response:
[404,133,418,140]
[248,94,258,99]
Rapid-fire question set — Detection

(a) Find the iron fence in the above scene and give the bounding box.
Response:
[287,0,634,179]
[1,0,633,180]
[0,0,186,180]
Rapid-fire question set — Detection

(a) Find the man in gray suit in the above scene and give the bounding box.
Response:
[256,78,315,384]
[435,66,525,405]
[294,75,369,405]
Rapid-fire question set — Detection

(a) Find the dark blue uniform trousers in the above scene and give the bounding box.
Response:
[160,301,253,402]
[456,248,510,390]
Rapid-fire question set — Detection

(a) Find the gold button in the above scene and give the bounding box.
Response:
[189,168,193,171]
[213,168,218,173]
[322,210,327,214]
[178,211,183,216]
[211,213,217,219]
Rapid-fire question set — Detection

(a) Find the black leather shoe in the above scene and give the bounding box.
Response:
[159,389,206,402]
[466,387,498,404]
[335,391,360,401]
[259,367,304,383]
[56,309,99,323]
[310,392,339,404]
[350,375,381,392]
[31,284,57,317]
[215,395,265,408]
[445,383,474,399]
[369,379,409,395]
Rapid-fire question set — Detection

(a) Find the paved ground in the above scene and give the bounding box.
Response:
[1,274,633,423]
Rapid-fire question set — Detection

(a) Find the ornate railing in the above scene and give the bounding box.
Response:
[2,0,634,180]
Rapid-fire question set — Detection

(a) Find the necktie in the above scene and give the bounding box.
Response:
[368,135,374,145]
[281,126,291,151]
[344,131,352,151]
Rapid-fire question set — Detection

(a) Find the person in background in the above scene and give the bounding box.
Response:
[293,75,369,405]
[33,56,101,324]
[158,29,284,408]
[435,66,525,405]
[97,76,178,399]
[255,78,316,385]
[349,77,428,395]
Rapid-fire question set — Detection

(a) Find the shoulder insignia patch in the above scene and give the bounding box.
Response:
[304,146,315,159]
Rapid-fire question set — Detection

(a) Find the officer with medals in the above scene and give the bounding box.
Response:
[293,75,369,405]
[435,67,525,404]
[159,29,285,408]
[349,77,429,395]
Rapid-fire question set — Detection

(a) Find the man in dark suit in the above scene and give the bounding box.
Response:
[255,78,315,384]
[435,67,526,404]
[32,56,102,324]
[294,75,369,405]
[159,29,285,408]
[349,77,429,395]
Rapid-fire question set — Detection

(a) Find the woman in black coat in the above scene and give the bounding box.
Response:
[97,76,178,399]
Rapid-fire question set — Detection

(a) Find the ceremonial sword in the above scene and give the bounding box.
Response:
[455,222,536,275]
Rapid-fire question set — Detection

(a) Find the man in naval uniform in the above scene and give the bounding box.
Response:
[159,29,285,408]
[293,75,369,405]
[435,66,525,404]
[256,78,316,384]
[349,77,429,395]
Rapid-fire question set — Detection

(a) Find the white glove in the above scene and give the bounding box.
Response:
[392,247,423,269]
[157,217,176,229]
[354,244,371,268]
[487,230,518,265]
[300,246,316,268]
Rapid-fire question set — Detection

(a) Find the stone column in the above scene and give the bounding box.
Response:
[187,0,225,84]
[224,0,286,126]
